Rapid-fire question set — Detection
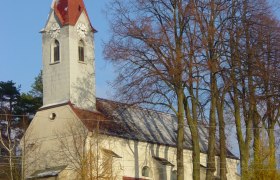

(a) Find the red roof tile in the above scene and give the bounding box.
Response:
[69,103,128,134]
[53,0,96,32]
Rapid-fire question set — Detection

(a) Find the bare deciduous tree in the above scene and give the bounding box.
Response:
[104,0,204,179]
[56,118,119,180]
[0,114,23,180]
[105,0,280,179]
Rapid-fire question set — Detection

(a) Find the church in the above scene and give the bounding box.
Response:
[23,0,240,179]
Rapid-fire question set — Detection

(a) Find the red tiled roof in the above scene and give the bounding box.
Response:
[53,0,96,32]
[70,104,107,131]
[69,103,128,134]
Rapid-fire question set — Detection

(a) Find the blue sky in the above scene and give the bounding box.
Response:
[0,0,114,98]
[0,0,279,99]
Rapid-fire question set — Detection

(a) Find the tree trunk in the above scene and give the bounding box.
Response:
[205,0,218,178]
[206,74,217,180]
[268,125,276,176]
[230,40,252,180]
[184,98,200,180]
[228,0,250,178]
[216,99,227,180]
[240,149,250,180]
[177,88,185,180]
[192,130,201,180]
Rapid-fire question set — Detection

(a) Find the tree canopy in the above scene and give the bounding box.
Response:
[0,71,43,117]
[105,0,280,179]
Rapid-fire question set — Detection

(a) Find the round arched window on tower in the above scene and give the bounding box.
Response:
[142,166,150,177]
[53,40,60,62]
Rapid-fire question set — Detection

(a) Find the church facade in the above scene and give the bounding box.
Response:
[23,0,240,179]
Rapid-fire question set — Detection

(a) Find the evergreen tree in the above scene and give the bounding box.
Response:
[30,70,43,99]
[0,81,20,114]
[15,71,43,116]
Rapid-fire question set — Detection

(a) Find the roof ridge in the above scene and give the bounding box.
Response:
[96,97,208,124]
[96,97,177,117]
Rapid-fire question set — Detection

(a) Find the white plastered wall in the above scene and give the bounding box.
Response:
[42,10,96,111]
[69,11,96,111]
[23,105,84,179]
[42,10,71,106]
[95,136,240,180]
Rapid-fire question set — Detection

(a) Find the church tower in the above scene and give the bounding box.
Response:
[41,0,96,110]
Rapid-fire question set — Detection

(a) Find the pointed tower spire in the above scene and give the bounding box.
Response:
[52,0,96,32]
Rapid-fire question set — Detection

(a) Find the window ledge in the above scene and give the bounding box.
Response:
[50,61,60,65]
[78,60,86,64]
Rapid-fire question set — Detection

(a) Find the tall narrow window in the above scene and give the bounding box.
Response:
[142,166,150,177]
[54,40,60,62]
[78,40,85,62]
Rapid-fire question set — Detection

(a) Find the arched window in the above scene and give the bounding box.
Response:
[53,40,60,62]
[78,40,85,62]
[142,166,150,177]
[171,170,177,180]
